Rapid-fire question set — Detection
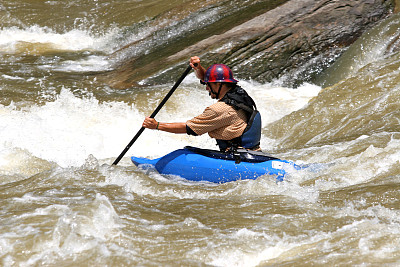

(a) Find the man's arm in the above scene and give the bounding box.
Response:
[190,56,206,81]
[142,117,187,134]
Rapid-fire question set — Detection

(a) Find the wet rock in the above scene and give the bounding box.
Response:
[102,0,394,89]
[386,28,400,54]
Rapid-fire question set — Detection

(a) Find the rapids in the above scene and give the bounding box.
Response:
[1,1,400,266]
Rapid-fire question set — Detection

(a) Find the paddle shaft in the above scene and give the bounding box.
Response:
[112,64,194,165]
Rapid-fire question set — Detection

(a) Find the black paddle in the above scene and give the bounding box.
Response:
[112,63,195,165]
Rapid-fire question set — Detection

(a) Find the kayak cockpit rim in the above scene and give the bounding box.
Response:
[183,146,280,164]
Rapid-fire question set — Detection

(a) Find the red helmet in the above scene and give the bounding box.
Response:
[204,64,238,83]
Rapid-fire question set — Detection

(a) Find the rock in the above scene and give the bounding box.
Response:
[101,0,394,89]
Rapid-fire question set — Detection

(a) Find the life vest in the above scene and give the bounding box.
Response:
[216,85,261,151]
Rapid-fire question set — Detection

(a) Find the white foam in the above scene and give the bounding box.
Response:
[0,89,138,167]
[0,25,118,72]
[0,25,116,53]
[13,193,122,266]
[47,55,113,72]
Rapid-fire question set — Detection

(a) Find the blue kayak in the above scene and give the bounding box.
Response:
[131,146,301,183]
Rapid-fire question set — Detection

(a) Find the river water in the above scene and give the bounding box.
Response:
[1,1,400,266]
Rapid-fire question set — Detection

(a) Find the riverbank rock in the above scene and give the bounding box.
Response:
[102,0,394,89]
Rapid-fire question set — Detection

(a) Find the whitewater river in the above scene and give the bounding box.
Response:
[1,1,400,266]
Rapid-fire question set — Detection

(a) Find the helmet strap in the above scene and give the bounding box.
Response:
[207,82,222,99]
[216,83,223,99]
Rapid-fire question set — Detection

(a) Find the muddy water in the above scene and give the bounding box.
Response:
[1,1,400,266]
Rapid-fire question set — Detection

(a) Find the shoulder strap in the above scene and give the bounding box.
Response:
[220,85,257,116]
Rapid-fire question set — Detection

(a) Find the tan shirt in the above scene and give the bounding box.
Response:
[186,101,247,140]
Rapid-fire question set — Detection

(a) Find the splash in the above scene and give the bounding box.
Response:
[0,25,111,54]
[0,79,320,172]
[0,25,119,72]
[0,89,141,167]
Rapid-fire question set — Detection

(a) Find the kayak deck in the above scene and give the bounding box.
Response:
[131,146,300,183]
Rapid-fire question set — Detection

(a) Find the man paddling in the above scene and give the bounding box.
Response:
[142,56,262,152]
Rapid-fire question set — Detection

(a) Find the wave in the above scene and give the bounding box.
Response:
[0,81,320,171]
[0,25,119,73]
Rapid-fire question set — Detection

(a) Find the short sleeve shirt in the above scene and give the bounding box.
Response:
[186,101,247,140]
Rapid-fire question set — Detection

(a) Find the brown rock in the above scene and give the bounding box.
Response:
[101,0,394,89]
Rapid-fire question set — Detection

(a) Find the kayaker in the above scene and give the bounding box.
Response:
[142,56,262,152]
